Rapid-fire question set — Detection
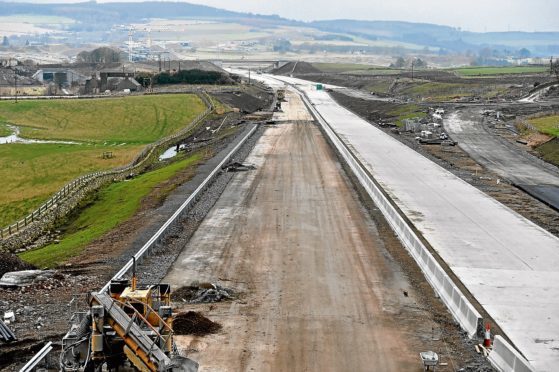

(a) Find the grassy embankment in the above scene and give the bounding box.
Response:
[529,115,559,166]
[0,94,206,227]
[20,153,203,267]
[388,105,427,127]
[529,115,559,137]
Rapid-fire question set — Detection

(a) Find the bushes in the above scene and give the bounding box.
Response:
[154,69,230,85]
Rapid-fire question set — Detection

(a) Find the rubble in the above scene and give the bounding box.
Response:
[172,283,235,303]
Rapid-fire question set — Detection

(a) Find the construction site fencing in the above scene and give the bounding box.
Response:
[100,123,259,293]
[299,90,482,338]
[488,336,535,372]
[0,92,215,240]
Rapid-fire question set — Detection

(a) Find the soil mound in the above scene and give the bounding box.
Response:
[0,252,35,278]
[173,311,222,336]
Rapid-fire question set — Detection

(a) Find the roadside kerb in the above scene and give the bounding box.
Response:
[297,89,482,338]
[489,336,535,372]
[100,123,259,293]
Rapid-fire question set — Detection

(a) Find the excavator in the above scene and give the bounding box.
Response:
[60,259,197,372]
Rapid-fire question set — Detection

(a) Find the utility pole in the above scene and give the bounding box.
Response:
[14,73,18,104]
[248,68,251,85]
[411,59,415,81]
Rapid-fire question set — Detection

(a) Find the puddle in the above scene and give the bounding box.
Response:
[0,125,78,145]
[159,144,187,161]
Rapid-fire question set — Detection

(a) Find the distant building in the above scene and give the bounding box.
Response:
[33,68,88,86]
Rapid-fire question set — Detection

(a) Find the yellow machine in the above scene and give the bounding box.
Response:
[60,259,197,372]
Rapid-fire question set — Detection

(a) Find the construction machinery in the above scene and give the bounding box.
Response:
[60,259,197,372]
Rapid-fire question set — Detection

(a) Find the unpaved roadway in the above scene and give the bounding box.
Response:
[446,110,559,210]
[165,91,475,371]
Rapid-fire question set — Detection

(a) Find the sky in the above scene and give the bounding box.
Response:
[179,0,559,32]
[13,0,559,32]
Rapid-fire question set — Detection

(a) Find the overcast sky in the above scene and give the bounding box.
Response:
[18,0,559,32]
[178,0,559,32]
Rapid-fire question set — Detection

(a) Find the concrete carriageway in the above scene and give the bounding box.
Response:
[253,73,559,371]
[165,90,458,370]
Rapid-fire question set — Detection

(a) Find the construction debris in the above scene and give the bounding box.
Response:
[0,319,16,343]
[222,161,257,173]
[172,283,234,303]
[0,270,56,288]
[173,311,222,336]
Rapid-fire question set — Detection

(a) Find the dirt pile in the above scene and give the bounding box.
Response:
[212,91,271,113]
[0,252,35,278]
[173,311,222,336]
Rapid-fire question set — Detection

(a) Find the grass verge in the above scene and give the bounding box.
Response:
[20,153,203,268]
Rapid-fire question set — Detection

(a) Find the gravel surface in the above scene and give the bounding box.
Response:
[134,125,264,286]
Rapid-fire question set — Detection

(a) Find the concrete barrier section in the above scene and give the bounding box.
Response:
[489,336,535,372]
[301,92,482,338]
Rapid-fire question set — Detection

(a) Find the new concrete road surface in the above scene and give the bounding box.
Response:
[267,74,559,371]
[446,111,559,210]
[165,91,450,371]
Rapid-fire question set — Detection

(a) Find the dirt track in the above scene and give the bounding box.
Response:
[165,92,486,371]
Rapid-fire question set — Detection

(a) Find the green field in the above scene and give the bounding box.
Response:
[0,94,205,144]
[453,66,547,76]
[529,115,559,137]
[20,153,203,268]
[0,94,206,227]
[0,123,11,137]
[0,143,143,227]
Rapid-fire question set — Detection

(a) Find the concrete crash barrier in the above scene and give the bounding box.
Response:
[299,91,482,338]
[489,336,535,372]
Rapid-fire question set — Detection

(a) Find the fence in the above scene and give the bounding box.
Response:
[299,90,482,338]
[100,123,259,293]
[1,92,214,240]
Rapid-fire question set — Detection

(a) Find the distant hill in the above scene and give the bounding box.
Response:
[311,19,559,55]
[0,1,558,55]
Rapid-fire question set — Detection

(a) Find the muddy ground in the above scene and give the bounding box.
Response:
[163,91,492,371]
[330,91,559,237]
[0,90,271,371]
[288,68,553,101]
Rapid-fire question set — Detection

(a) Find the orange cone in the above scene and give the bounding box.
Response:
[484,323,491,348]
